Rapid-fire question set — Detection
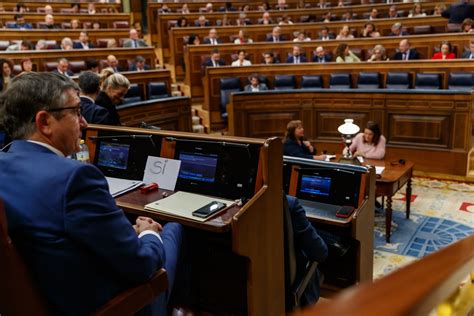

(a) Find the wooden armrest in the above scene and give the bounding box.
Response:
[92,269,168,316]
[292,262,318,307]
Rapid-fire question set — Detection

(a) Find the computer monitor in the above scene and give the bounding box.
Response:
[97,142,130,170]
[178,152,219,183]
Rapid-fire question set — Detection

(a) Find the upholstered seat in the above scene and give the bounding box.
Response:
[415,73,441,90]
[357,72,380,89]
[300,75,323,89]
[274,75,296,90]
[448,72,474,91]
[148,82,169,99]
[386,72,410,90]
[113,21,129,29]
[122,84,143,104]
[329,73,351,89]
[69,61,87,75]
[220,77,241,119]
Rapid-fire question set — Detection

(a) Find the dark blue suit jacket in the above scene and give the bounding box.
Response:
[0,141,170,315]
[442,3,474,23]
[128,64,151,71]
[286,55,308,63]
[286,196,328,307]
[283,139,315,159]
[72,42,95,49]
[80,96,114,125]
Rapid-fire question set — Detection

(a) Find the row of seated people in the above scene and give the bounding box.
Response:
[155,0,444,14]
[0,3,120,14]
[172,3,446,30]
[0,54,153,79]
[201,40,474,71]
[0,29,147,51]
[0,14,129,30]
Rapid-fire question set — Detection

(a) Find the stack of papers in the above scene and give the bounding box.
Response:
[106,177,144,197]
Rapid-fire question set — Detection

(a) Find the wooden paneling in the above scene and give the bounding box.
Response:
[228,90,473,175]
[0,2,121,12]
[204,59,474,130]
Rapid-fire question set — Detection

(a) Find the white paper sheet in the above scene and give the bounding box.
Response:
[106,177,143,197]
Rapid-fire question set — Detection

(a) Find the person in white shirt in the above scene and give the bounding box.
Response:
[232,50,252,66]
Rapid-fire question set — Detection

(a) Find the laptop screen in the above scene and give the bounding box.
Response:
[178,152,218,183]
[299,174,332,197]
[97,142,130,170]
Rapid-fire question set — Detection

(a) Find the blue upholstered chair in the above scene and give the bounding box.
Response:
[448,72,474,91]
[274,75,296,90]
[148,82,169,99]
[357,72,380,89]
[300,76,323,89]
[386,72,410,90]
[415,73,441,90]
[122,84,143,104]
[329,73,351,89]
[220,77,241,119]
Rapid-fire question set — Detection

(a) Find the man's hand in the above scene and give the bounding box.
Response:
[133,216,162,235]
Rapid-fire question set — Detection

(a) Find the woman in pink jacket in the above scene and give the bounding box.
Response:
[348,121,386,159]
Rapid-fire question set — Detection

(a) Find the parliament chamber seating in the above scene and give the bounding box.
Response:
[274,75,297,90]
[414,73,441,90]
[356,72,381,89]
[300,75,323,90]
[148,82,170,100]
[448,72,474,91]
[385,72,411,90]
[0,198,169,316]
[123,84,143,105]
[329,73,352,89]
[219,77,242,118]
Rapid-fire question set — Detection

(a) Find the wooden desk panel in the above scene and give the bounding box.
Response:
[84,125,285,315]
[229,90,472,176]
[186,32,472,98]
[0,2,121,13]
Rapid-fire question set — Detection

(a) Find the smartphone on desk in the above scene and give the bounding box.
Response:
[192,201,227,218]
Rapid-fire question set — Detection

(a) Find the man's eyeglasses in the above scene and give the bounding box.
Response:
[31,106,82,122]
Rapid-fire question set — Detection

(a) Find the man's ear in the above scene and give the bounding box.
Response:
[34,111,54,137]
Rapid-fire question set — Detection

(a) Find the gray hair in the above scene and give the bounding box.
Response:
[101,72,130,90]
[0,72,79,139]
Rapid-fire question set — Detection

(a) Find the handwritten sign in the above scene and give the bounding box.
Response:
[143,156,181,191]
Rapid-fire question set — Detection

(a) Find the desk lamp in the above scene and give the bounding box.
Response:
[338,119,360,164]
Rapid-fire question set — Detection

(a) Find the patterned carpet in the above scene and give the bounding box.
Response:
[373,177,474,279]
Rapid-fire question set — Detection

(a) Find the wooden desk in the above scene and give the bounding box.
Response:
[84,125,285,315]
[366,159,414,243]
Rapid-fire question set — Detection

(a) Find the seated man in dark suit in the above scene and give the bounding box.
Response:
[312,46,332,63]
[392,39,420,60]
[202,48,226,68]
[318,26,335,40]
[78,71,114,125]
[202,28,223,45]
[462,40,474,59]
[285,195,328,310]
[388,22,409,36]
[8,14,33,29]
[129,55,151,71]
[72,31,95,49]
[266,26,287,42]
[52,58,74,77]
[442,0,474,24]
[123,29,148,48]
[0,72,183,316]
[286,45,307,64]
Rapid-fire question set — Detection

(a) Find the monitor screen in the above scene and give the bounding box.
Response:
[97,142,130,170]
[299,174,332,197]
[178,152,218,183]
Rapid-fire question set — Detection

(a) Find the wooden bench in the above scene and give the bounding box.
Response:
[228,89,473,176]
[0,1,121,13]
[171,15,452,78]
[202,59,474,130]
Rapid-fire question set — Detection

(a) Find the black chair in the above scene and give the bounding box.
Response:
[448,72,474,91]
[386,72,410,89]
[357,72,380,89]
[274,75,296,90]
[283,195,319,312]
[300,75,323,89]
[415,73,441,90]
[122,84,143,104]
[329,73,351,89]
[148,82,169,99]
[220,77,241,119]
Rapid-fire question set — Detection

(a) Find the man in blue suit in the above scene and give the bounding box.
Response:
[0,72,183,316]
[286,46,307,64]
[442,0,474,24]
[78,71,114,125]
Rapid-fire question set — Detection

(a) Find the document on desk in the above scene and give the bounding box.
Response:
[375,166,385,175]
[106,177,144,197]
[144,191,235,222]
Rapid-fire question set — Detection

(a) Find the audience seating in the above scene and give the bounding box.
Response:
[220,77,241,119]
[113,21,130,29]
[123,84,143,104]
[0,41,10,51]
[274,75,296,90]
[448,72,474,91]
[0,198,170,316]
[148,82,169,99]
[413,25,432,35]
[329,73,351,89]
[386,72,411,90]
[69,61,87,75]
[357,72,380,89]
[44,62,58,72]
[415,73,441,90]
[300,76,323,90]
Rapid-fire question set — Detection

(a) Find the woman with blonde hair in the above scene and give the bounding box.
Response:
[95,69,130,125]
[336,25,354,40]
[283,120,326,160]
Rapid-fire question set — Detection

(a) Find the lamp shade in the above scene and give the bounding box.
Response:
[338,119,360,135]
